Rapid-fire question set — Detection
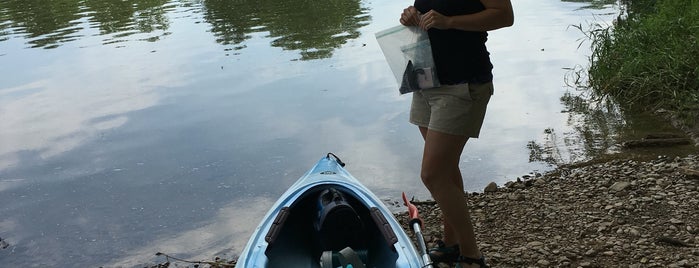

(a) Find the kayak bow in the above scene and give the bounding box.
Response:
[236,153,423,267]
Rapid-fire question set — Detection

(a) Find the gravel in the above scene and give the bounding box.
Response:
[397,154,699,267]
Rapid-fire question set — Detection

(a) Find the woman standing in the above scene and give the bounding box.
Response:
[399,1,514,267]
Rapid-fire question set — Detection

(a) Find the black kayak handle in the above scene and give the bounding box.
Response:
[327,153,346,167]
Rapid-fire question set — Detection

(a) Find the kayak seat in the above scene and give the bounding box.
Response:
[315,188,366,251]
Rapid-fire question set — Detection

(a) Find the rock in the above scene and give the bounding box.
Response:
[507,193,524,201]
[670,218,684,224]
[484,182,498,193]
[657,236,693,247]
[629,228,640,237]
[609,181,631,192]
[527,241,544,247]
[682,168,699,180]
[584,249,597,256]
[534,178,547,185]
[537,259,550,266]
[0,237,8,249]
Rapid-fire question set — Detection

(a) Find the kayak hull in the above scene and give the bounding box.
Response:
[236,154,422,267]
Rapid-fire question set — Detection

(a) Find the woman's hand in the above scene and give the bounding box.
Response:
[399,6,420,26]
[419,10,451,30]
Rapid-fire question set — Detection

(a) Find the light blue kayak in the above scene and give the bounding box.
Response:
[236,153,423,268]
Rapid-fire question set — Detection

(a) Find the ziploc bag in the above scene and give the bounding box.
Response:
[375,25,440,94]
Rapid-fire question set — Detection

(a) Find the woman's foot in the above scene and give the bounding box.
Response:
[454,254,488,268]
[428,240,460,263]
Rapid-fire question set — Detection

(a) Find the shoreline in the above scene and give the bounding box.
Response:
[147,150,698,268]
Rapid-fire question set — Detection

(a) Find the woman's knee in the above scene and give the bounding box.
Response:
[420,165,454,191]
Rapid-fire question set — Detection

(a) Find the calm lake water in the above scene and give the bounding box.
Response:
[0,0,646,267]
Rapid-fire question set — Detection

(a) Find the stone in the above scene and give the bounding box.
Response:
[584,249,597,256]
[507,193,524,201]
[629,228,640,237]
[670,218,684,224]
[484,182,498,193]
[0,237,8,249]
[609,181,631,192]
[527,241,544,247]
[537,259,550,266]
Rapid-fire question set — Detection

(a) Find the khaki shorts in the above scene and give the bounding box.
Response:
[409,82,494,137]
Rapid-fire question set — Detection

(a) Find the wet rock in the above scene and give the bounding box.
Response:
[484,182,498,193]
[0,237,8,249]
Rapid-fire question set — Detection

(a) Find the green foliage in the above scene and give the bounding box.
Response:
[587,0,699,121]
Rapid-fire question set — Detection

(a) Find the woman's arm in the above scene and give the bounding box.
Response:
[419,0,514,31]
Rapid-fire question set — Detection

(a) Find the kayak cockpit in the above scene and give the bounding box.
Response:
[262,184,401,267]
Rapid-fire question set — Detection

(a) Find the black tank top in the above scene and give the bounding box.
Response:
[414,0,493,84]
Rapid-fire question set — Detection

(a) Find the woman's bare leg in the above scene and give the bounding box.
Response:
[419,127,464,246]
[418,126,481,261]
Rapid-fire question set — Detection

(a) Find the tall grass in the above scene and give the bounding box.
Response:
[586,0,699,124]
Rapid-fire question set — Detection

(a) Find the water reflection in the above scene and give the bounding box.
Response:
[527,92,626,165]
[202,0,371,60]
[108,196,275,267]
[0,0,175,48]
[0,0,370,60]
[0,0,83,49]
[84,0,174,44]
[527,89,695,166]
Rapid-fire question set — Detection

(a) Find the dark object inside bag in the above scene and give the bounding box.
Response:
[400,60,438,94]
[399,60,420,94]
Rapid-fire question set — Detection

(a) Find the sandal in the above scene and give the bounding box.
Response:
[427,240,460,263]
[454,254,489,268]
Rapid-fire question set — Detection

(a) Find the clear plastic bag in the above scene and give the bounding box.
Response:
[375,25,440,94]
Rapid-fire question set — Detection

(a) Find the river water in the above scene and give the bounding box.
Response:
[0,0,642,267]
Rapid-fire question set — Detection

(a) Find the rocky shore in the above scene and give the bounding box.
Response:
[397,154,699,268]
